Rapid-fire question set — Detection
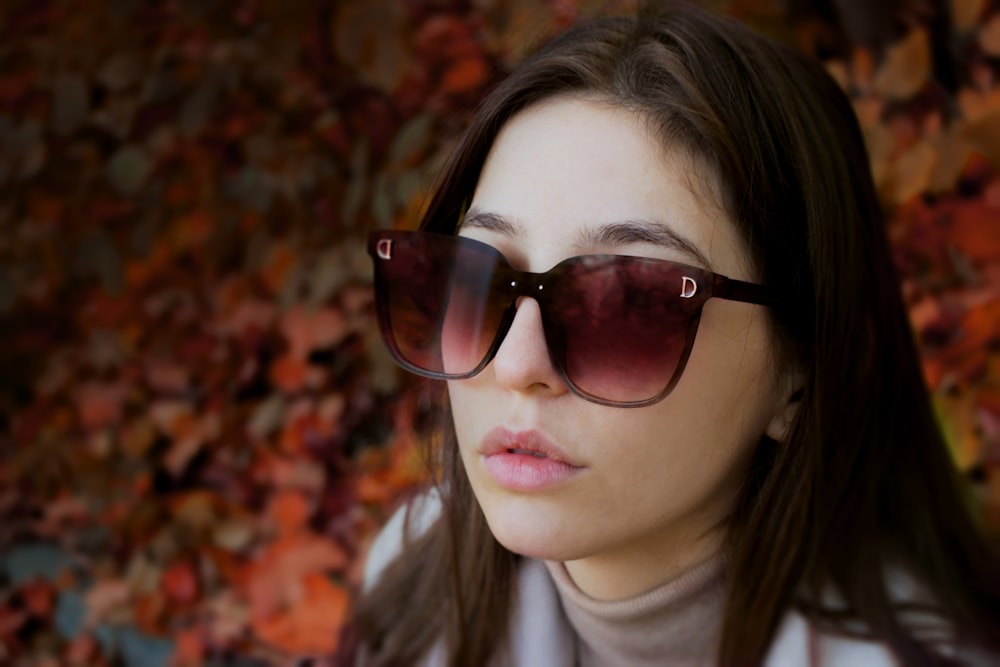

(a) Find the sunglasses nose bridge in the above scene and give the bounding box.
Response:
[489,290,570,399]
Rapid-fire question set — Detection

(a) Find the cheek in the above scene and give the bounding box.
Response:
[678,304,782,436]
[447,380,497,479]
[446,380,481,443]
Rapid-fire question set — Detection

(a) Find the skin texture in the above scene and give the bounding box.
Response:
[448,96,800,601]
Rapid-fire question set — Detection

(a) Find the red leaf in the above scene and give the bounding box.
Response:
[21,579,54,616]
[441,57,489,95]
[74,381,128,431]
[270,355,310,393]
[162,559,200,604]
[950,200,1000,261]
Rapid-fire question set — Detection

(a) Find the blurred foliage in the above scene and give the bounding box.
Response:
[0,0,997,665]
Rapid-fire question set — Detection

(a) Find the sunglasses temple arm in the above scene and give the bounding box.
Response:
[713,274,783,308]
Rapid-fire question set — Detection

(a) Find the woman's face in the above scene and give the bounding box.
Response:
[448,96,797,600]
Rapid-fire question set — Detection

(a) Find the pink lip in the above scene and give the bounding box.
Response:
[479,427,585,492]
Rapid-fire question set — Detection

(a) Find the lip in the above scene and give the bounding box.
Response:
[478,427,585,492]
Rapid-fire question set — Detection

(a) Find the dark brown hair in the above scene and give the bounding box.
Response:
[354,4,1000,665]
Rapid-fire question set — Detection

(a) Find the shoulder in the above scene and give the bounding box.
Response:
[767,568,978,667]
[361,491,576,666]
[362,489,443,591]
[765,611,898,667]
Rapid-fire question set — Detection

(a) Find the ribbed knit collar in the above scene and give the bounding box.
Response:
[543,552,728,666]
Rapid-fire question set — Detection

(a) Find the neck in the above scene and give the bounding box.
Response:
[563,527,725,600]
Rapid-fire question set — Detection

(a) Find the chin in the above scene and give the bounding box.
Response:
[478,494,586,561]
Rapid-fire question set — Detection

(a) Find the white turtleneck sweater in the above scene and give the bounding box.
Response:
[543,553,727,666]
[361,492,974,667]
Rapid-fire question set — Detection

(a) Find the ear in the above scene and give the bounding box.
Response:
[765,371,805,444]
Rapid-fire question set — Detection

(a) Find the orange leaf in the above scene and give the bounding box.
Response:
[0,606,26,639]
[850,46,875,92]
[132,591,167,634]
[887,140,935,203]
[169,210,213,250]
[260,244,296,295]
[874,29,930,101]
[252,573,347,655]
[355,473,393,505]
[84,578,131,626]
[952,0,985,31]
[270,354,310,393]
[145,360,190,393]
[27,192,63,224]
[149,399,193,437]
[171,627,205,666]
[163,412,220,476]
[74,381,128,431]
[268,456,326,492]
[65,634,99,665]
[980,14,1000,56]
[964,109,1000,167]
[170,491,218,532]
[266,490,312,536]
[332,0,411,93]
[281,305,349,358]
[244,533,347,620]
[950,200,1000,261]
[441,57,489,95]
[928,127,974,193]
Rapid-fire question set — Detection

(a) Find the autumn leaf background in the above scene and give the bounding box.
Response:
[1,0,998,665]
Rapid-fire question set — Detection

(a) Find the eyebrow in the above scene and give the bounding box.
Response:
[460,207,711,268]
[459,207,524,237]
[579,219,712,269]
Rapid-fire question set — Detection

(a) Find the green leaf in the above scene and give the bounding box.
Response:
[306,247,351,307]
[0,264,14,313]
[98,53,141,91]
[179,77,218,136]
[396,168,425,210]
[389,113,434,165]
[341,139,369,226]
[55,589,86,640]
[224,165,273,212]
[372,172,393,227]
[52,72,89,136]
[114,626,174,667]
[2,543,75,584]
[107,145,153,195]
[74,231,123,295]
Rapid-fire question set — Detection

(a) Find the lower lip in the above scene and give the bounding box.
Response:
[482,452,584,492]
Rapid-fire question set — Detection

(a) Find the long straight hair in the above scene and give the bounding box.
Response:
[354,5,1000,666]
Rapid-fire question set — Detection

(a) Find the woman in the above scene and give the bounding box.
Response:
[354,4,1000,666]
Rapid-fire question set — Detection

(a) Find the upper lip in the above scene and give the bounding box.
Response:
[479,427,584,467]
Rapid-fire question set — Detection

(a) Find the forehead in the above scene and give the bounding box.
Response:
[466,96,750,278]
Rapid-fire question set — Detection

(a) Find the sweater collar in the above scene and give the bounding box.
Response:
[542,552,728,666]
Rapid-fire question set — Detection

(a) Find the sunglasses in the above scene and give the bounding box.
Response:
[367,230,780,407]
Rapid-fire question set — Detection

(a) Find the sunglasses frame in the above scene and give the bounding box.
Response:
[368,230,781,408]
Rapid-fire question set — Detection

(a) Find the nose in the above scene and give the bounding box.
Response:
[490,297,569,400]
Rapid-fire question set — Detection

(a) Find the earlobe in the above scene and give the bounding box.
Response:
[765,378,805,443]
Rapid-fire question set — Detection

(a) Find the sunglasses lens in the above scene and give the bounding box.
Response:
[373,233,507,377]
[547,258,698,404]
[439,243,510,374]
